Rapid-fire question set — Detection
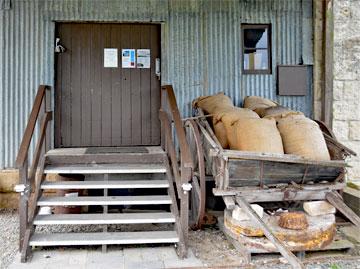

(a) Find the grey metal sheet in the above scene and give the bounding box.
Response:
[0,0,313,168]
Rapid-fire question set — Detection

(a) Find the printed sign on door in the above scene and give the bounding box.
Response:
[122,49,136,68]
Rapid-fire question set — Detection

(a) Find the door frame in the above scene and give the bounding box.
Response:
[54,22,162,148]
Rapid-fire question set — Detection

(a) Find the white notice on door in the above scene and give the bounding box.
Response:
[122,49,136,68]
[137,49,151,68]
[104,48,118,68]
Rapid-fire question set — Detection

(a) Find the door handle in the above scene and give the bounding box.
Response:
[155,58,161,80]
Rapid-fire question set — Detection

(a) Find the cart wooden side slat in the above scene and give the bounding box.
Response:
[194,108,353,201]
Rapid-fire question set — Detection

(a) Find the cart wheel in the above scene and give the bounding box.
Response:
[185,119,207,230]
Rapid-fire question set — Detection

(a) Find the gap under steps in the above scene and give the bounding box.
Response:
[44,163,167,174]
[29,231,179,247]
[34,212,176,225]
[41,179,169,189]
[38,195,172,206]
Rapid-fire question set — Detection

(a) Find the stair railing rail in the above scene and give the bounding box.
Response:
[159,85,193,256]
[15,85,52,259]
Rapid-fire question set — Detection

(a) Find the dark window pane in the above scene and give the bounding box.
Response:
[244,28,268,49]
[243,49,268,70]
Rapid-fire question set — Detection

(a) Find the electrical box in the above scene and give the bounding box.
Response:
[277,65,308,96]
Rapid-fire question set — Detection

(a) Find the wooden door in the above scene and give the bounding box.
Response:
[55,23,161,147]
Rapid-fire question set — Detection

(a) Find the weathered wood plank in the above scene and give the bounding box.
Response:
[213,182,345,201]
[223,196,236,210]
[221,150,346,167]
[227,159,342,187]
[326,191,360,228]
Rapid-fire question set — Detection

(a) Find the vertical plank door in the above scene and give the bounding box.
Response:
[55,23,161,147]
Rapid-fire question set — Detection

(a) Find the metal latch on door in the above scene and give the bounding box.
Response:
[155,58,161,80]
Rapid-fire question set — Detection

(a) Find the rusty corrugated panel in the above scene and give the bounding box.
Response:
[0,0,313,168]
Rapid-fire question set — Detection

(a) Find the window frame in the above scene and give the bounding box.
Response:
[241,24,272,75]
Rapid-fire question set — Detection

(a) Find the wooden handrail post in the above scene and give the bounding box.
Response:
[19,158,29,249]
[44,87,51,153]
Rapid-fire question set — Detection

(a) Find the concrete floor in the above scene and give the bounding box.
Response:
[8,247,204,269]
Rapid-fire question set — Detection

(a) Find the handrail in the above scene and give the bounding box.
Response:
[159,110,182,195]
[14,85,52,261]
[160,85,194,258]
[15,85,50,168]
[28,111,52,186]
[161,85,193,170]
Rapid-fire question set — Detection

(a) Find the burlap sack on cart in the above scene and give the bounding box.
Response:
[277,117,330,161]
[193,92,233,114]
[243,96,278,115]
[261,106,304,121]
[211,106,237,148]
[217,108,260,149]
[233,117,284,153]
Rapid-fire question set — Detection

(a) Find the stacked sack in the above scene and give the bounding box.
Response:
[193,93,234,148]
[193,92,233,115]
[277,115,330,161]
[243,96,330,161]
[194,93,284,154]
[194,93,331,161]
[215,107,260,149]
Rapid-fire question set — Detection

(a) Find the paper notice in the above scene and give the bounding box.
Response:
[122,49,136,68]
[137,49,151,68]
[103,48,118,68]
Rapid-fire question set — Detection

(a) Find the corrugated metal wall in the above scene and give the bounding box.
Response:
[0,0,313,168]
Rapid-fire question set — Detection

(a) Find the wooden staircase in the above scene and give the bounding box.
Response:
[26,147,179,249]
[15,85,193,262]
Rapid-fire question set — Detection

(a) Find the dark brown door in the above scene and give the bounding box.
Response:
[55,23,161,147]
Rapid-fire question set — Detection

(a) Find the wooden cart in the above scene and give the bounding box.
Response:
[185,107,359,269]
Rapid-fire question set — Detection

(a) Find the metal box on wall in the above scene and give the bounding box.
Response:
[277,65,309,96]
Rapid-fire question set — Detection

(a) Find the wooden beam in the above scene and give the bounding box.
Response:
[323,0,334,127]
[213,182,345,202]
[219,150,346,168]
[235,196,305,269]
[326,191,360,228]
[20,229,32,263]
[222,196,236,210]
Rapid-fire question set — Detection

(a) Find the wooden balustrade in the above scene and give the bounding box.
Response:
[160,85,193,256]
[15,85,51,254]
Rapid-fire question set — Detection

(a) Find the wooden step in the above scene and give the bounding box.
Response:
[44,163,167,174]
[29,231,179,246]
[37,195,172,206]
[41,180,169,190]
[34,212,175,225]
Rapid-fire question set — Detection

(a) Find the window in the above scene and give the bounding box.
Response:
[242,24,271,74]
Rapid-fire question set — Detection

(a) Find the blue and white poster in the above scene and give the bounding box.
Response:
[122,49,136,68]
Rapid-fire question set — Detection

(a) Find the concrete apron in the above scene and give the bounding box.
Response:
[8,247,204,269]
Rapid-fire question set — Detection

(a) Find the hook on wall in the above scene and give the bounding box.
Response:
[55,38,66,53]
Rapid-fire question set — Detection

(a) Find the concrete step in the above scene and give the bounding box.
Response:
[34,212,176,225]
[41,180,169,190]
[37,195,172,206]
[45,146,166,165]
[44,163,167,174]
[29,231,179,246]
